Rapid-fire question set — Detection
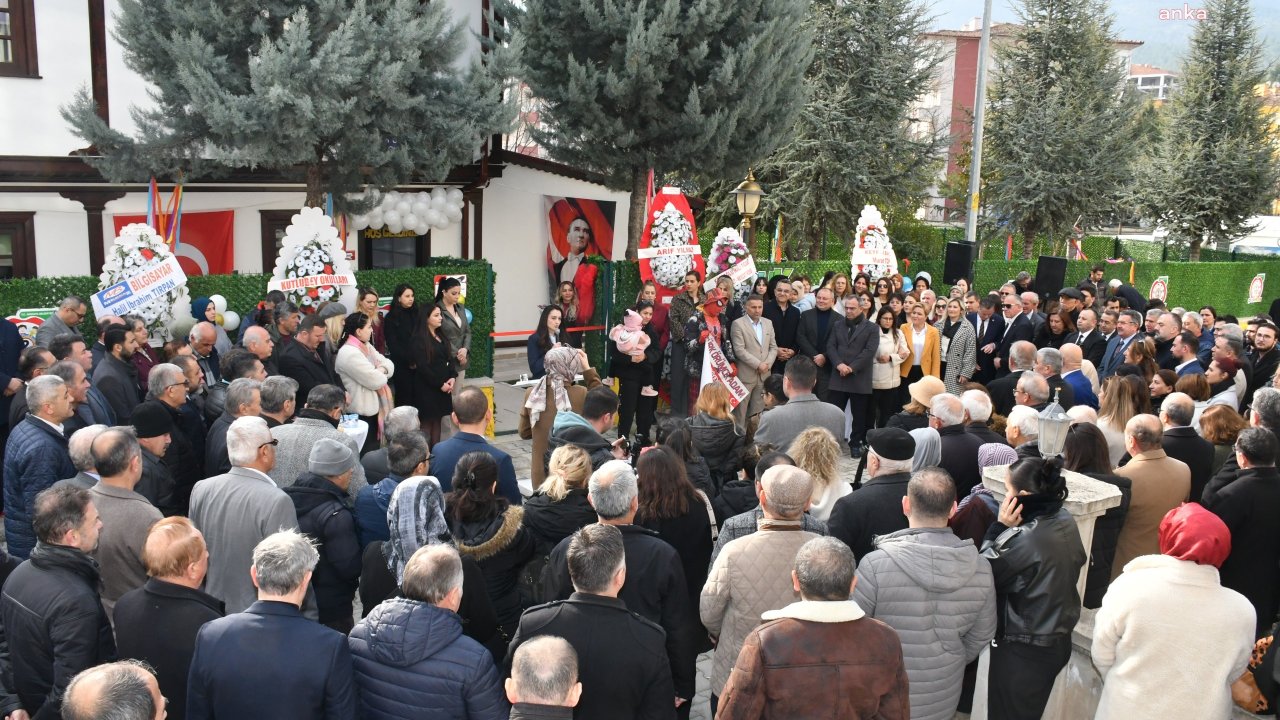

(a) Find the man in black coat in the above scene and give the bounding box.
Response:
[763,279,801,376]
[114,517,225,720]
[1204,387,1280,507]
[930,395,986,500]
[826,296,879,455]
[132,400,179,516]
[0,484,116,719]
[1107,279,1147,315]
[203,378,261,477]
[279,314,343,409]
[961,389,1008,446]
[92,324,141,423]
[1158,393,1215,502]
[150,360,206,513]
[1068,309,1107,368]
[970,295,1006,385]
[987,341,1037,417]
[187,529,357,719]
[795,288,838,401]
[283,439,363,633]
[540,460,696,710]
[512,523,674,720]
[1203,427,1280,638]
[828,428,915,561]
[1250,322,1280,400]
[993,299,1033,378]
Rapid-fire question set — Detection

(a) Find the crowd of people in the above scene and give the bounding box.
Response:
[0,263,1278,720]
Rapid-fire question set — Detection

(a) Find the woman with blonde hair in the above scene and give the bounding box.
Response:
[1123,336,1159,382]
[828,273,853,304]
[523,445,597,554]
[688,382,745,492]
[1099,374,1152,467]
[900,304,941,407]
[787,426,847,522]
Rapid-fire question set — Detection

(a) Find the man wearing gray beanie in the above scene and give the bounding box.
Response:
[282,438,362,632]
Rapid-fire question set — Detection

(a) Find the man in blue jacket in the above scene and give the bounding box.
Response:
[187,529,356,720]
[3,375,77,559]
[430,387,522,503]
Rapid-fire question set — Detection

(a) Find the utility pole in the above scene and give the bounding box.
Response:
[964,0,994,248]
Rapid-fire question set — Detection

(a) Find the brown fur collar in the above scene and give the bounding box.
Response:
[456,506,524,561]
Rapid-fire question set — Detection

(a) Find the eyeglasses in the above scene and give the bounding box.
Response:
[258,439,279,450]
[1001,304,1014,310]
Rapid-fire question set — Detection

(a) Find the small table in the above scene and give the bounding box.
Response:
[339,419,369,450]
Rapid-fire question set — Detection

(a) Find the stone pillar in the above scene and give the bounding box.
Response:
[970,464,1122,720]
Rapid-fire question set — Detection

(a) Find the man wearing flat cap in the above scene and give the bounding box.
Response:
[1058,287,1084,326]
[283,438,362,632]
[132,399,179,516]
[827,428,916,561]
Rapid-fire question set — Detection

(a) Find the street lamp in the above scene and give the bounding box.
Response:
[732,168,764,249]
[1037,389,1072,459]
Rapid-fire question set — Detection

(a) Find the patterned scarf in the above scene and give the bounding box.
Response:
[384,476,450,584]
[524,346,581,426]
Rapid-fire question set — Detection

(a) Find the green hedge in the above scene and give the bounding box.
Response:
[1,260,498,377]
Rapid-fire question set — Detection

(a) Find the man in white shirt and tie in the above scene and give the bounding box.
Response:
[1100,310,1143,378]
[730,294,778,425]
[1070,309,1106,368]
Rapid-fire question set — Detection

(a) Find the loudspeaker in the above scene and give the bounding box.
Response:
[1035,256,1068,299]
[944,242,975,285]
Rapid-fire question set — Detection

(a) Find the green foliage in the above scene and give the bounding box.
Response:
[754,0,942,260]
[984,0,1141,259]
[513,0,814,254]
[1131,0,1280,260]
[62,0,513,207]
[1,261,497,376]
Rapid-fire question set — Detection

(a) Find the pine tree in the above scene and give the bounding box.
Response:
[983,0,1140,259]
[61,0,513,209]
[1133,0,1280,260]
[754,0,943,259]
[513,0,813,258]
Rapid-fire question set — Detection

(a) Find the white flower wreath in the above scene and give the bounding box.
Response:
[707,227,754,299]
[649,203,697,289]
[854,205,897,280]
[271,207,358,311]
[98,223,193,341]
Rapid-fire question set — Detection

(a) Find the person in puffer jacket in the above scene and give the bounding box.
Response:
[854,467,997,720]
[545,386,625,471]
[688,383,746,491]
[349,544,509,720]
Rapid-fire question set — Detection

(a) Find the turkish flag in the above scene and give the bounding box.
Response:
[111,210,235,276]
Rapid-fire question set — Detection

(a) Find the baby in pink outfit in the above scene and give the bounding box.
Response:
[609,309,657,397]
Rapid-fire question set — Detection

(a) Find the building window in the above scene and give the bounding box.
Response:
[0,0,38,79]
[0,211,36,279]
[258,210,296,273]
[358,228,430,270]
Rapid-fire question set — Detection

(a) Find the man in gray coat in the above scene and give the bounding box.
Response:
[825,295,878,456]
[33,296,86,349]
[753,355,847,454]
[853,467,996,720]
[189,416,299,614]
[269,384,365,498]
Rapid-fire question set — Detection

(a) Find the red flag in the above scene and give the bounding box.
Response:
[112,210,235,276]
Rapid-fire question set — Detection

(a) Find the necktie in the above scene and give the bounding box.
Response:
[1110,338,1126,365]
[979,320,987,339]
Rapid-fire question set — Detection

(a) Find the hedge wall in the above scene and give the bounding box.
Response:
[1,259,498,377]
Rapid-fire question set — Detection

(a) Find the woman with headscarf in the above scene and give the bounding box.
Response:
[908,427,941,474]
[358,477,502,656]
[382,284,421,404]
[191,297,233,355]
[435,277,471,393]
[950,443,1018,545]
[518,346,602,489]
[1093,503,1255,720]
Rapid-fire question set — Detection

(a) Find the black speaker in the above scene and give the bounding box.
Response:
[1035,256,1068,299]
[944,242,975,285]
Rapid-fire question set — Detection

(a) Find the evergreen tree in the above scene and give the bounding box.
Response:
[983,0,1140,259]
[513,0,813,257]
[1133,0,1279,260]
[62,0,512,208]
[754,0,943,259]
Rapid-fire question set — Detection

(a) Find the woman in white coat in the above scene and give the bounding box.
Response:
[335,312,395,453]
[871,306,908,428]
[1092,503,1254,720]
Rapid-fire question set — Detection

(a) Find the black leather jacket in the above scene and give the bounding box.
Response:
[981,501,1087,645]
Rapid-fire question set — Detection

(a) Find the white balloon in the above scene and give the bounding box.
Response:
[445,207,462,223]
[403,213,420,229]
[416,191,431,204]
[393,200,409,215]
[222,310,241,331]
[209,294,228,314]
[411,201,430,218]
[426,209,445,227]
[386,219,403,234]
[431,187,447,202]
[350,215,367,230]
[383,210,401,227]
[368,209,383,228]
[381,197,397,213]
[414,222,430,236]
[446,187,463,203]
[431,194,447,211]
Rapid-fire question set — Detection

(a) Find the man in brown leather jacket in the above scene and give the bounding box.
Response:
[716,536,908,720]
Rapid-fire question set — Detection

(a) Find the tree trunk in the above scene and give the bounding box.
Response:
[1021,222,1038,261]
[627,167,647,260]
[305,163,324,209]
[1189,238,1202,262]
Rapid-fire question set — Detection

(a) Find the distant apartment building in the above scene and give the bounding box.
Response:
[912,19,1142,221]
[1129,64,1179,102]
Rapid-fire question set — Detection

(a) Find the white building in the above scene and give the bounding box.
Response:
[1128,63,1179,102]
[0,0,627,340]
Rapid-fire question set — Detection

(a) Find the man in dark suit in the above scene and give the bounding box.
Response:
[278,314,343,409]
[1107,279,1146,315]
[795,288,838,401]
[92,324,141,423]
[509,523,674,720]
[826,295,879,455]
[1068,309,1106,368]
[994,298,1033,379]
[187,529,357,719]
[1159,393,1215,502]
[1100,310,1144,379]
[961,389,1008,445]
[970,296,1006,385]
[763,278,801,376]
[988,342,1037,417]
[1172,331,1205,376]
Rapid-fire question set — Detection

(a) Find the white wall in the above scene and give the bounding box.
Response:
[481,165,629,336]
[0,5,91,156]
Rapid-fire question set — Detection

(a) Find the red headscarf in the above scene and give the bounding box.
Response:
[1158,503,1232,568]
